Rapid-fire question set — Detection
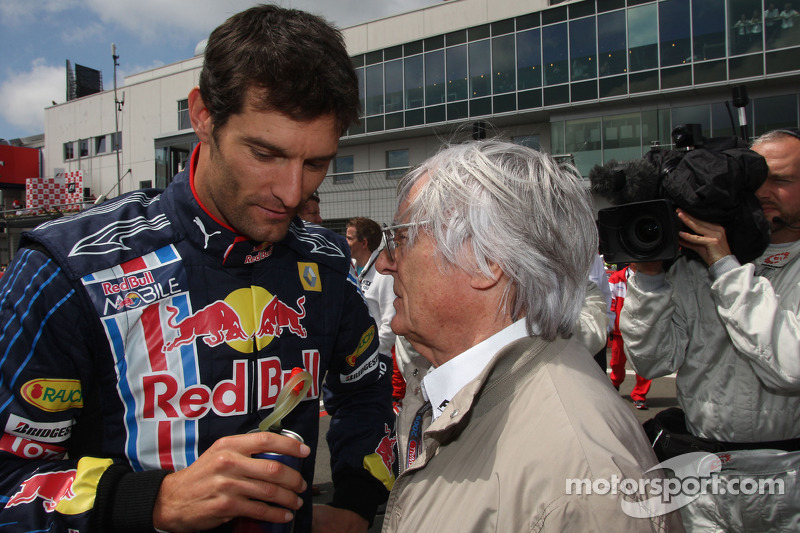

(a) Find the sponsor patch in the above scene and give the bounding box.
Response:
[346,326,376,367]
[341,351,379,383]
[298,262,322,292]
[6,414,74,444]
[21,379,83,412]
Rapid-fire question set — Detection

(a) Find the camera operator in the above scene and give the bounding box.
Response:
[620,128,800,532]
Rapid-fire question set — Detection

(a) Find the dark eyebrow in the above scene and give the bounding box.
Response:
[242,136,337,163]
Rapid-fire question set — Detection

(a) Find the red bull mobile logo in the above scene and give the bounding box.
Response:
[163,288,306,353]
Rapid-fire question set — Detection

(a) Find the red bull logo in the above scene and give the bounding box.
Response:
[6,469,77,512]
[114,292,143,310]
[163,292,307,353]
[164,301,251,351]
[256,296,306,338]
[142,352,321,420]
[101,271,155,296]
[363,423,397,491]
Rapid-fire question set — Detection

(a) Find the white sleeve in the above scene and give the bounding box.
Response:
[574,280,609,355]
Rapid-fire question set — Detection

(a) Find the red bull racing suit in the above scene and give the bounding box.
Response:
[0,160,394,532]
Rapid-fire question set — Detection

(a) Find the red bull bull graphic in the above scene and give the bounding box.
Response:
[255,296,307,339]
[163,301,251,351]
[362,423,396,491]
[5,469,77,512]
[5,458,113,515]
[163,291,308,353]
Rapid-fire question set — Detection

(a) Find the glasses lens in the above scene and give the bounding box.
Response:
[381,227,394,262]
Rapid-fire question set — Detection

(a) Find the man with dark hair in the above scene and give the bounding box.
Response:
[345,217,382,275]
[299,192,323,225]
[621,128,800,531]
[0,6,392,533]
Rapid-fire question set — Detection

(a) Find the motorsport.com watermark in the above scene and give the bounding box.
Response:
[565,452,785,517]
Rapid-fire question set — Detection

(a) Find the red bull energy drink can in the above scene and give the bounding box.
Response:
[234,429,304,533]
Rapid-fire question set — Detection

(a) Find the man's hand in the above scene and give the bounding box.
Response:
[676,209,732,266]
[312,504,369,533]
[152,431,310,532]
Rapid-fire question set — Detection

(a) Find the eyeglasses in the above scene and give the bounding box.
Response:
[381,221,428,262]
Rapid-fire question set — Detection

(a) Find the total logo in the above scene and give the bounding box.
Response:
[163,287,307,353]
[142,354,320,420]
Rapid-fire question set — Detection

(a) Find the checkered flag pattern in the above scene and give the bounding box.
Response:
[25,171,83,210]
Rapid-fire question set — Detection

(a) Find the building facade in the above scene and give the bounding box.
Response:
[44,0,800,229]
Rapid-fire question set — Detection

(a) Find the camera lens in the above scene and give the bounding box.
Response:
[623,214,663,254]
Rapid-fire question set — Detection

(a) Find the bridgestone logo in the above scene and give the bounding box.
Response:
[6,414,74,444]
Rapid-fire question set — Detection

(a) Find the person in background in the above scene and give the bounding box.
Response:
[0,6,393,533]
[608,263,652,409]
[345,217,404,411]
[621,128,800,531]
[379,140,680,532]
[299,191,323,225]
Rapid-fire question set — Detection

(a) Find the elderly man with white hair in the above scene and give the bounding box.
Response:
[377,140,682,532]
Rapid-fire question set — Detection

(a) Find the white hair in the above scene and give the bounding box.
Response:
[396,140,598,341]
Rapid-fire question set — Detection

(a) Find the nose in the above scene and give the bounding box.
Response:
[273,161,305,209]
[376,247,396,274]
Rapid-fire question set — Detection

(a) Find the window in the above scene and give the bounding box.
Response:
[64,142,75,161]
[693,0,726,61]
[386,149,409,180]
[404,55,424,109]
[425,50,445,105]
[659,0,692,67]
[446,45,468,101]
[366,64,384,115]
[512,135,541,150]
[492,34,516,94]
[517,29,542,90]
[140,180,153,189]
[95,135,107,154]
[598,11,627,77]
[111,132,122,151]
[178,99,191,130]
[542,23,568,86]
[79,139,89,158]
[333,155,354,184]
[569,17,597,81]
[385,60,403,113]
[468,40,491,98]
[628,4,659,72]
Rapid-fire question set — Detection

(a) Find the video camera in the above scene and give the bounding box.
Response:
[591,124,770,265]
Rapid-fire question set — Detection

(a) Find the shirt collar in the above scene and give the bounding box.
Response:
[422,318,530,420]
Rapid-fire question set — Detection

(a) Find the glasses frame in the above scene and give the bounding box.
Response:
[381,221,428,262]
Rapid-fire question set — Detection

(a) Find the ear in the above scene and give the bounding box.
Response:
[470,262,504,290]
[188,87,213,143]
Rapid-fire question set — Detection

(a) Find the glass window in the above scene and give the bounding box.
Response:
[386,149,409,179]
[155,147,169,189]
[551,120,566,154]
[628,4,658,72]
[95,135,106,155]
[598,11,627,77]
[512,134,541,150]
[517,29,542,90]
[447,45,468,101]
[753,94,799,135]
[765,1,800,48]
[112,132,122,151]
[711,101,737,138]
[79,139,89,158]
[693,0,726,61]
[139,180,153,189]
[333,155,354,184]
[603,112,643,162]
[469,40,491,98]
[565,117,602,176]
[385,59,403,113]
[729,0,764,56]
[659,0,692,67]
[365,64,383,115]
[64,142,74,161]
[178,99,190,130]
[569,17,597,81]
[492,34,516,93]
[355,67,365,117]
[405,55,424,109]
[542,23,569,86]
[426,50,445,105]
[671,105,711,140]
